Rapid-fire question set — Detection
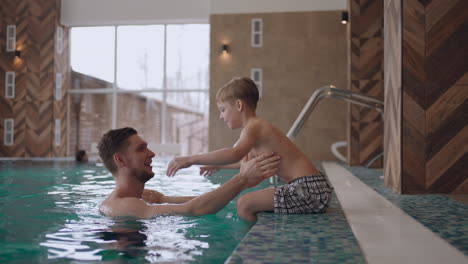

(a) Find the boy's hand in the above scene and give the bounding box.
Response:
[200,166,220,177]
[166,156,192,177]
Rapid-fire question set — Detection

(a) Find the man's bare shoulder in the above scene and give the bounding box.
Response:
[100,196,141,217]
[142,189,164,203]
[99,195,189,218]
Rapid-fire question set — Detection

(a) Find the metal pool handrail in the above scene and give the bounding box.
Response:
[269,85,384,186]
[286,85,384,139]
[273,85,385,184]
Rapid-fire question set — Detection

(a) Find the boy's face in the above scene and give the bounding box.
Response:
[217,100,242,129]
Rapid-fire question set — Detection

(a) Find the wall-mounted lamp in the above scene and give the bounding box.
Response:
[14,50,21,58]
[221,44,229,54]
[341,11,349,24]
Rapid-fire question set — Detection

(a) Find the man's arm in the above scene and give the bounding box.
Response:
[105,153,280,219]
[166,125,257,176]
[142,189,196,204]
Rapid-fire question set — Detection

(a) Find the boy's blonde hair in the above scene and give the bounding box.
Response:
[216,77,259,109]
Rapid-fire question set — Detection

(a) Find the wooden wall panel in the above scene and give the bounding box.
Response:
[385,0,468,193]
[0,100,26,157]
[401,0,426,192]
[25,100,53,157]
[0,0,68,158]
[423,0,468,193]
[348,0,384,167]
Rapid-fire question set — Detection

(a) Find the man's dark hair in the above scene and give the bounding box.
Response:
[97,127,138,174]
[75,150,87,162]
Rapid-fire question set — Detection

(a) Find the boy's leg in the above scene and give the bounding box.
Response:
[236,187,275,222]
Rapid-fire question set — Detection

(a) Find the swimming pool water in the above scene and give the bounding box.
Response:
[0,160,267,263]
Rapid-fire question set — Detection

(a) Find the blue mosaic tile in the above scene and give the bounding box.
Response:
[226,192,365,264]
[341,164,468,256]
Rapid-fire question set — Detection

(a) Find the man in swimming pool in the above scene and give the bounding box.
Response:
[97,127,280,218]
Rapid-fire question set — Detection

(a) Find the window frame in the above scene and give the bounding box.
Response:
[5,71,15,99]
[6,25,16,52]
[68,24,210,144]
[251,18,263,48]
[251,68,263,98]
[4,118,14,146]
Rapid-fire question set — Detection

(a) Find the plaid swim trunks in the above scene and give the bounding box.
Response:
[274,173,333,214]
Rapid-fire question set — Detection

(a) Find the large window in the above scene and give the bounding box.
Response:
[116,25,165,91]
[70,27,115,86]
[166,25,210,112]
[69,24,209,156]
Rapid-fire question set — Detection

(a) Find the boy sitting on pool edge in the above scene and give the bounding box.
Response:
[166,77,334,221]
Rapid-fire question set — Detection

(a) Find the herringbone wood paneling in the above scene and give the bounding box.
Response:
[0,100,26,157]
[348,0,384,167]
[0,0,69,158]
[398,0,468,193]
[25,100,53,157]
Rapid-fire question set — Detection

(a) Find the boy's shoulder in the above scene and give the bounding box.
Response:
[244,118,275,133]
[246,117,270,127]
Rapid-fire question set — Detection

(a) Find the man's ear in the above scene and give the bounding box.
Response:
[235,99,243,112]
[114,153,126,168]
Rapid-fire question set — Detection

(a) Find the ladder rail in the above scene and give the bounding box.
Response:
[286,85,384,139]
[271,85,385,184]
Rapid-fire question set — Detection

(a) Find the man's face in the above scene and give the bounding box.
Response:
[217,100,241,129]
[121,134,155,182]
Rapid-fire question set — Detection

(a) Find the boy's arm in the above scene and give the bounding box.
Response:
[166,125,257,177]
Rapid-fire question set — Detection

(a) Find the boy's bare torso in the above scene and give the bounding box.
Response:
[246,118,320,183]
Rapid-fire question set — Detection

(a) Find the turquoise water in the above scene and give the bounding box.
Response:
[0,160,266,263]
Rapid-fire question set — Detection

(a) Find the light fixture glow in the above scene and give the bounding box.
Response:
[341,11,349,24]
[221,44,229,54]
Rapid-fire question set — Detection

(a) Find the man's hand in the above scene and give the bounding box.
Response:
[200,166,220,177]
[166,156,192,177]
[238,152,280,188]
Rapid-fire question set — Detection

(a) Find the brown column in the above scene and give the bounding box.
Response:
[347,0,385,167]
[383,0,402,193]
[384,0,468,194]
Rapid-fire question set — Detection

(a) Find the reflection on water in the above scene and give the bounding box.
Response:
[0,160,250,263]
[42,216,210,263]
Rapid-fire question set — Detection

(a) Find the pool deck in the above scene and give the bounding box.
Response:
[226,161,468,264]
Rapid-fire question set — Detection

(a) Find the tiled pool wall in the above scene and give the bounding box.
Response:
[341,164,468,256]
[222,162,467,263]
[221,164,367,264]
[227,192,366,263]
